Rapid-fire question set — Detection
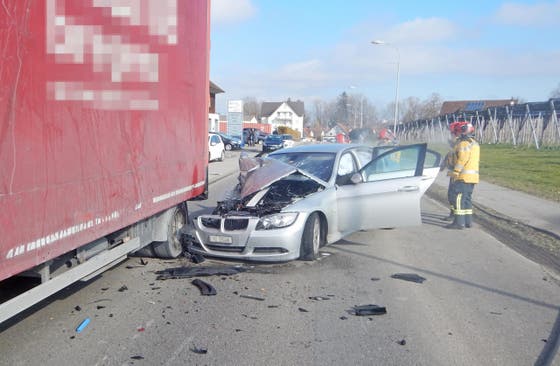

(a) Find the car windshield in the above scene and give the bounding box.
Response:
[266,136,282,142]
[268,152,336,182]
[281,135,293,140]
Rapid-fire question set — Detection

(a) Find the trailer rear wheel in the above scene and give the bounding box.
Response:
[152,206,186,258]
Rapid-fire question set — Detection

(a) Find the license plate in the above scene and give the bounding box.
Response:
[209,235,232,244]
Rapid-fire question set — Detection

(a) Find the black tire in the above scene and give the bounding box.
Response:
[225,144,232,151]
[152,206,186,258]
[299,212,322,261]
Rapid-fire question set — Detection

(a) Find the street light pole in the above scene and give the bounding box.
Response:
[371,40,400,135]
[349,85,364,128]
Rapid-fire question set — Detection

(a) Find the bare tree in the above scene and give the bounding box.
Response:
[420,93,443,119]
[401,96,422,123]
[242,97,260,120]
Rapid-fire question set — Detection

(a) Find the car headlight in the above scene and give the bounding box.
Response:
[256,212,298,230]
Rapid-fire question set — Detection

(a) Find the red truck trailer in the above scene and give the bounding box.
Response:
[0,0,210,323]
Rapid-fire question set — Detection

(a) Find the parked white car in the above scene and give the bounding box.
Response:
[281,134,294,148]
[208,133,225,162]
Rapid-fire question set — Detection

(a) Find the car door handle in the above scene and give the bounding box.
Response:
[398,185,419,192]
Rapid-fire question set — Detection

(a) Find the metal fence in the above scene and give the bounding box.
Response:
[398,99,560,148]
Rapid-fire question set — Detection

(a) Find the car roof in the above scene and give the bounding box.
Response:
[269,142,367,154]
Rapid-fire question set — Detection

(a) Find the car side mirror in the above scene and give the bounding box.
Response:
[350,173,362,184]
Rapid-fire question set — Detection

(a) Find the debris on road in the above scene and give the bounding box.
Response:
[118,285,128,292]
[131,355,145,360]
[191,253,206,264]
[309,296,331,301]
[340,316,348,320]
[191,346,208,354]
[96,305,106,310]
[140,258,148,266]
[352,304,387,316]
[76,318,90,333]
[397,339,406,346]
[192,279,217,296]
[298,307,309,313]
[370,277,380,281]
[156,266,248,280]
[390,273,427,283]
[239,294,265,301]
[74,305,81,311]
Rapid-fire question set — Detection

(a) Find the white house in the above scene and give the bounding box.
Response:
[260,99,305,136]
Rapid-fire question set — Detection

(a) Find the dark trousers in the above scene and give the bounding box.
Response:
[450,181,475,227]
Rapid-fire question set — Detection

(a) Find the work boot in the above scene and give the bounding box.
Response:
[443,209,454,221]
[446,215,465,230]
[465,214,472,228]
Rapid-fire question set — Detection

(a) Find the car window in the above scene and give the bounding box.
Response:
[210,135,220,144]
[353,147,374,168]
[360,145,424,182]
[337,152,356,176]
[268,152,336,182]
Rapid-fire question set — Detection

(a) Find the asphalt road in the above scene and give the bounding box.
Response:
[1,153,559,366]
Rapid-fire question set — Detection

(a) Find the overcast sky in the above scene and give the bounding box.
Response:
[210,0,560,114]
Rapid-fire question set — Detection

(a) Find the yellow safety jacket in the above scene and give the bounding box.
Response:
[452,137,480,183]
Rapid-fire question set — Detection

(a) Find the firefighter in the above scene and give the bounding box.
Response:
[377,128,398,146]
[443,123,460,221]
[447,121,480,229]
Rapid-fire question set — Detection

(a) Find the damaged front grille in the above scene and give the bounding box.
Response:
[200,217,221,229]
[224,218,248,230]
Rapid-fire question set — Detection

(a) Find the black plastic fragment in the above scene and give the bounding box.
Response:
[74,305,81,311]
[397,339,406,346]
[191,346,208,354]
[140,258,148,265]
[298,307,309,313]
[191,254,206,264]
[156,266,247,280]
[191,279,217,296]
[131,355,145,360]
[239,294,265,301]
[309,296,330,301]
[390,273,426,283]
[353,304,387,316]
[118,285,128,292]
[96,305,105,310]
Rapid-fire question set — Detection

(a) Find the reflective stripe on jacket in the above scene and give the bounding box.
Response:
[453,138,480,183]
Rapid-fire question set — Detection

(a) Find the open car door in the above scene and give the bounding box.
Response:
[336,143,441,233]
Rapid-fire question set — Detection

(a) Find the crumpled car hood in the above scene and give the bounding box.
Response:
[213,154,326,217]
[238,153,324,198]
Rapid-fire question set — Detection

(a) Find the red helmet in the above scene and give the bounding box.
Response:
[449,121,474,136]
[378,128,393,140]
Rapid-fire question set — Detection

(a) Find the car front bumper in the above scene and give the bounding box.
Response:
[189,213,308,261]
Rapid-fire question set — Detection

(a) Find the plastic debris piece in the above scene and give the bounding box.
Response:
[239,294,265,301]
[397,339,406,346]
[340,316,348,320]
[353,304,387,316]
[192,279,217,296]
[298,307,309,313]
[390,273,426,283]
[309,296,330,301]
[118,285,128,292]
[140,258,148,265]
[70,336,75,339]
[191,254,206,264]
[137,327,145,332]
[96,305,105,310]
[76,318,90,333]
[131,356,145,360]
[191,346,208,354]
[74,305,82,311]
[101,287,109,291]
[268,305,280,308]
[370,277,380,281]
[156,266,247,280]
